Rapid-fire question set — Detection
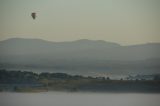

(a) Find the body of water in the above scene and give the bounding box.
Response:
[0,92,160,106]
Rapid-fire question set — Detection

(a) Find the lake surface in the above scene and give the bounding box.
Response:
[0,92,160,106]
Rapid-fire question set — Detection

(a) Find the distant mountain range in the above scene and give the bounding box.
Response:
[0,38,160,75]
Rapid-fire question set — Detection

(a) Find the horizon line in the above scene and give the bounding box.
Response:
[0,37,160,46]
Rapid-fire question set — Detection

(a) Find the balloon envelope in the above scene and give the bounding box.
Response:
[31,12,36,19]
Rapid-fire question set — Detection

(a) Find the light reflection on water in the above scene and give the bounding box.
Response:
[0,92,160,106]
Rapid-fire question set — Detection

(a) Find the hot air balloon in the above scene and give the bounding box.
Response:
[31,12,36,20]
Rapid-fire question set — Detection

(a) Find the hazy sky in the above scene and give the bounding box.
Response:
[0,0,160,45]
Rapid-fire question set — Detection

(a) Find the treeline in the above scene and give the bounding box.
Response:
[0,69,160,92]
[0,69,39,84]
[0,69,96,84]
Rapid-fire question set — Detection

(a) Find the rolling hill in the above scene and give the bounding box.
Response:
[0,38,160,75]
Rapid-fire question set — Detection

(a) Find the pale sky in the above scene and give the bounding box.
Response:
[0,0,160,45]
